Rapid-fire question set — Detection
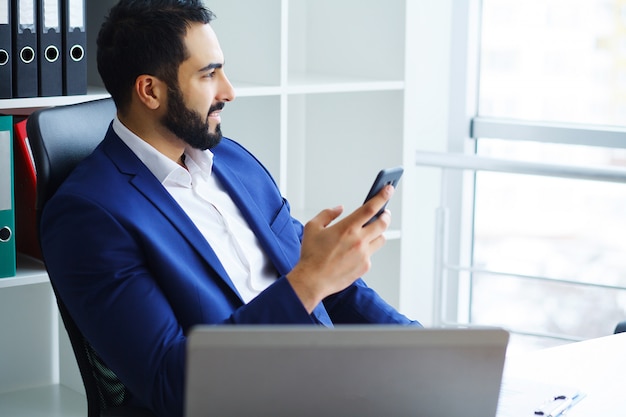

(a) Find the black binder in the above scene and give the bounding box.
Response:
[62,0,86,96]
[12,0,38,98]
[38,0,63,97]
[0,0,12,99]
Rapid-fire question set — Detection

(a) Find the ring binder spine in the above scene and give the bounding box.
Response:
[0,0,12,99]
[38,0,63,97]
[0,115,16,278]
[62,0,86,95]
[12,0,38,98]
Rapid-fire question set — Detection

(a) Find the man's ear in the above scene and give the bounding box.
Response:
[134,75,166,110]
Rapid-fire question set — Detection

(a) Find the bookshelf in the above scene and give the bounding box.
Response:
[0,1,422,415]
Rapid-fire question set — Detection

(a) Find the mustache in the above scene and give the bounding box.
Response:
[209,102,225,114]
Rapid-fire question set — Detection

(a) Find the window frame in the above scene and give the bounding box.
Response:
[420,0,626,344]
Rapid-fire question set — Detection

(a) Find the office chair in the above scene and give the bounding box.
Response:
[26,98,156,417]
[615,320,626,334]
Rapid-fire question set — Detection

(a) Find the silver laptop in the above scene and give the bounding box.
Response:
[185,325,509,417]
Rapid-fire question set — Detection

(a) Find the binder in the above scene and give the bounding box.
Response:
[0,115,16,278]
[0,0,12,99]
[37,0,63,97]
[12,0,38,98]
[13,118,41,260]
[62,0,86,95]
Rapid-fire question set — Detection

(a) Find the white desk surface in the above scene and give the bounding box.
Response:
[500,332,626,416]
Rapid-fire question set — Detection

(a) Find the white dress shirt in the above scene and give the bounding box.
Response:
[113,117,277,303]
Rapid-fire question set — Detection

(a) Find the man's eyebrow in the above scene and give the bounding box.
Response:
[199,62,223,72]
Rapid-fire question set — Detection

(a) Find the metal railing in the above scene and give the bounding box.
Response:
[471,117,626,150]
[416,150,626,341]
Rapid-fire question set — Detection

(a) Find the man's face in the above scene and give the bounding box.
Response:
[162,23,235,150]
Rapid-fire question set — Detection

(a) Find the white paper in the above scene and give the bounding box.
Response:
[497,378,585,417]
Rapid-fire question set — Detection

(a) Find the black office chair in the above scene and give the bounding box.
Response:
[26,98,155,417]
[615,320,626,334]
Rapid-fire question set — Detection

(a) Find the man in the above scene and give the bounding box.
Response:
[41,1,419,416]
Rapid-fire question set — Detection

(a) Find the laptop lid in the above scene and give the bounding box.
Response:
[185,325,509,417]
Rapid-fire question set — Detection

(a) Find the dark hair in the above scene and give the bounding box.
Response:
[97,0,215,113]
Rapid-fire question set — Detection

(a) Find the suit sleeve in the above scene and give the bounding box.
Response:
[286,208,421,326]
[323,279,421,325]
[41,193,314,417]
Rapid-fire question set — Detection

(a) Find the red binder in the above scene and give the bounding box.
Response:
[13,118,41,260]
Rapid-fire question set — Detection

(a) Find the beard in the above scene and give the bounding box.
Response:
[161,85,224,150]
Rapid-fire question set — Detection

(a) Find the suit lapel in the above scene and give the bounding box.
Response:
[212,157,295,276]
[102,131,333,325]
[211,160,339,325]
[101,131,244,300]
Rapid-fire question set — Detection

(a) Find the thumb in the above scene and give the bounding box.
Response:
[310,205,344,228]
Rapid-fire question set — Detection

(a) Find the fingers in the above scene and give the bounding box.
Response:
[351,184,395,228]
[371,209,391,232]
[289,192,393,312]
[364,228,387,264]
[307,205,344,229]
[307,184,394,231]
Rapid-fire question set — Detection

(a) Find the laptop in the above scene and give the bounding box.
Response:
[185,325,509,417]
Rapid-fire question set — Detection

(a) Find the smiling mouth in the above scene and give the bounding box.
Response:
[209,102,225,116]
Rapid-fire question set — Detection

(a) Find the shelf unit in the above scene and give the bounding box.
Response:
[0,1,421,415]
[209,0,415,309]
[0,255,85,416]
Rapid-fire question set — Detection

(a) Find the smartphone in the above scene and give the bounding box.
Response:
[363,166,404,226]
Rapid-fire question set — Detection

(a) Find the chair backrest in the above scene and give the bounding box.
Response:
[26,98,153,417]
[27,98,116,214]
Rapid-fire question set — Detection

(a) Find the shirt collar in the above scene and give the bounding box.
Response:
[185,146,215,180]
[112,116,215,185]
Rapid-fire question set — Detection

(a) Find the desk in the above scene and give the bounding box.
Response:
[499,332,626,416]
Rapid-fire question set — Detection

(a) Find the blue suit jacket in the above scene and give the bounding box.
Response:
[41,126,417,417]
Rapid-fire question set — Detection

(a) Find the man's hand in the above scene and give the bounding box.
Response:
[287,185,394,313]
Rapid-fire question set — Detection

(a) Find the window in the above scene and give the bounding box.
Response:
[456,0,626,352]
[479,0,626,125]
